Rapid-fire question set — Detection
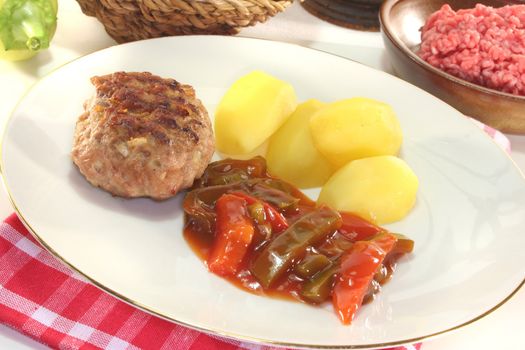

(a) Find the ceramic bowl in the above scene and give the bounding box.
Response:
[380,0,525,134]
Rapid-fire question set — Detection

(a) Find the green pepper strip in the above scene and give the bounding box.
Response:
[294,253,331,279]
[300,263,338,304]
[250,206,342,288]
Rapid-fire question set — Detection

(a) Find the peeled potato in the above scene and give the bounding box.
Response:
[318,156,418,224]
[266,99,334,188]
[309,97,402,168]
[215,71,297,155]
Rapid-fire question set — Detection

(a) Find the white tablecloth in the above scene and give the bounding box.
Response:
[0,1,523,349]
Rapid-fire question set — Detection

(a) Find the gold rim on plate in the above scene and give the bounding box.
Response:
[1,35,524,349]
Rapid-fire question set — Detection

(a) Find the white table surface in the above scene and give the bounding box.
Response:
[0,1,523,349]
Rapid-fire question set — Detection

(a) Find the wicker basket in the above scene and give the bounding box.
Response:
[76,0,294,43]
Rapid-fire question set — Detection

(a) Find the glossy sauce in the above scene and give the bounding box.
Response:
[183,157,409,306]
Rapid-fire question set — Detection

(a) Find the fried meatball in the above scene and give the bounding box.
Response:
[71,72,214,200]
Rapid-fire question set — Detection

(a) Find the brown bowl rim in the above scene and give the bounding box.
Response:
[379,0,525,102]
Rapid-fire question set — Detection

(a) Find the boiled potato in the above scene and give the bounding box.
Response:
[215,71,297,155]
[310,97,402,168]
[266,99,334,188]
[219,141,269,161]
[318,156,418,224]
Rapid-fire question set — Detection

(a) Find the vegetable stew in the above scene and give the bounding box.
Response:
[183,157,414,325]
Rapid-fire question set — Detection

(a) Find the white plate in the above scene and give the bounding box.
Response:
[2,36,524,349]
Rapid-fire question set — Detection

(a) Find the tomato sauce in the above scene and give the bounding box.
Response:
[182,157,414,323]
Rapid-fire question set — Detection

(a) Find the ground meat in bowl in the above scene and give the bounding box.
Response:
[71,72,215,200]
[418,4,525,96]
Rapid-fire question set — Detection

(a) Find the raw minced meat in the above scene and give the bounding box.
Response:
[419,4,525,96]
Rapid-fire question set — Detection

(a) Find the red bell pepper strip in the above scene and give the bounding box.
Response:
[332,233,398,325]
[207,194,255,276]
[229,191,288,233]
[338,211,384,242]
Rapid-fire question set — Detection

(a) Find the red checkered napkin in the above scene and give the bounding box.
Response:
[469,119,511,153]
[0,215,421,350]
[0,120,509,350]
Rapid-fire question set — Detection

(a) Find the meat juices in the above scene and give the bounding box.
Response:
[419,4,525,96]
[71,72,215,200]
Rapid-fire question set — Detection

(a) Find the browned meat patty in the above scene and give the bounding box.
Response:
[71,72,214,200]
